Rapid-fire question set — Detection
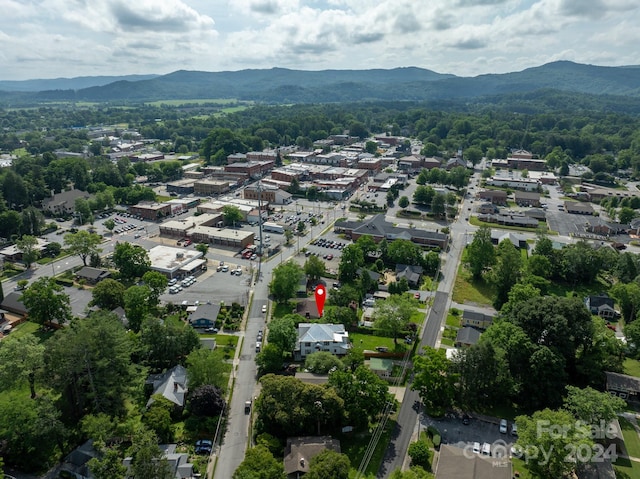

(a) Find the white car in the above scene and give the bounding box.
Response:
[472,442,480,454]
[262,305,267,313]
[499,419,508,434]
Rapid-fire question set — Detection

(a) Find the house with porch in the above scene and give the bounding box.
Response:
[293,323,350,361]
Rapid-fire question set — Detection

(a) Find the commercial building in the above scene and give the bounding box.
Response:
[244,184,293,205]
[148,245,205,279]
[129,202,172,220]
[193,179,232,196]
[43,189,93,216]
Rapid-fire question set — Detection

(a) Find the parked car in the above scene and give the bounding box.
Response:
[499,418,508,434]
[262,305,267,313]
[195,439,213,455]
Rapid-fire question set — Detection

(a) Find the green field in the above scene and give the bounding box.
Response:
[343,419,397,478]
[350,332,409,354]
[620,417,640,459]
[144,98,244,107]
[625,359,640,378]
[452,263,495,306]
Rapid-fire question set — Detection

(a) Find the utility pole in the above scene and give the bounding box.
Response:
[256,182,263,284]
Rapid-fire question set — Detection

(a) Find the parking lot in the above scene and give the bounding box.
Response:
[423,413,517,458]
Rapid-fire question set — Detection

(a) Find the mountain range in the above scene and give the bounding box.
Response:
[1,61,639,106]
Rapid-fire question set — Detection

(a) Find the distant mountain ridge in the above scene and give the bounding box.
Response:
[1,61,640,104]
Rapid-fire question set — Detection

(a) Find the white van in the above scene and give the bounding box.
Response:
[481,443,491,456]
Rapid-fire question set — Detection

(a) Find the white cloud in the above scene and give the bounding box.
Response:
[0,0,639,79]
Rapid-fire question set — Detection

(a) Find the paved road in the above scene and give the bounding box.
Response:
[377,169,481,478]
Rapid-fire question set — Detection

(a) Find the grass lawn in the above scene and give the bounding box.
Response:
[452,263,495,306]
[272,302,296,319]
[343,419,397,478]
[545,275,612,299]
[511,458,535,479]
[410,310,424,325]
[156,195,172,202]
[615,456,640,479]
[446,312,460,328]
[624,359,640,378]
[350,332,408,354]
[10,320,55,343]
[620,417,640,459]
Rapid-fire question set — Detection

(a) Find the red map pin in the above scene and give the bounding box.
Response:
[315,285,326,317]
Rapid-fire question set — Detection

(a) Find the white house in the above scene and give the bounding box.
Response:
[294,323,351,361]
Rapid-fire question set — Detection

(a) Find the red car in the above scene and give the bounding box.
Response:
[326,254,333,260]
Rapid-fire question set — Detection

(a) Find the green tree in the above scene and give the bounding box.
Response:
[306,450,350,479]
[186,348,227,391]
[515,409,593,479]
[304,254,326,282]
[407,440,431,470]
[91,278,126,310]
[611,282,640,323]
[142,396,174,443]
[256,374,345,439]
[625,320,640,357]
[44,311,135,419]
[256,343,287,376]
[195,243,209,255]
[465,225,495,279]
[464,146,483,165]
[563,385,626,425]
[113,242,151,281]
[412,347,455,415]
[16,234,39,268]
[88,445,127,479]
[389,467,432,479]
[267,315,298,353]
[269,260,304,303]
[490,240,523,310]
[387,239,423,266]
[373,294,417,346]
[284,228,294,246]
[233,444,286,479]
[430,193,445,217]
[127,426,174,479]
[75,197,92,224]
[142,270,169,306]
[139,316,201,371]
[619,206,637,224]
[355,234,378,258]
[328,365,391,429]
[124,285,152,332]
[0,334,45,398]
[338,244,364,283]
[305,351,344,374]
[223,204,243,227]
[399,196,410,209]
[64,230,102,266]
[103,218,116,233]
[21,276,72,326]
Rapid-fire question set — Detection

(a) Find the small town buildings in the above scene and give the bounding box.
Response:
[148,245,205,279]
[244,184,293,205]
[477,190,508,205]
[461,310,494,330]
[75,266,111,284]
[124,443,195,479]
[129,202,172,221]
[334,214,448,249]
[486,177,541,191]
[455,326,482,347]
[166,178,196,195]
[477,213,539,228]
[43,189,93,216]
[294,323,350,361]
[435,444,511,479]
[606,371,640,401]
[145,364,188,410]
[188,303,221,328]
[506,157,546,171]
[585,293,617,319]
[284,437,341,479]
[564,201,595,215]
[0,237,51,263]
[514,191,541,207]
[395,264,423,287]
[0,292,28,317]
[193,179,232,196]
[225,160,275,178]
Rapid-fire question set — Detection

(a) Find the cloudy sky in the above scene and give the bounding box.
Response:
[1,0,639,80]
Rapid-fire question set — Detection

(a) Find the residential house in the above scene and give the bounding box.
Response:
[146,364,188,411]
[605,371,640,401]
[564,201,595,215]
[478,203,499,214]
[477,190,508,205]
[586,217,628,236]
[75,266,111,284]
[43,189,93,216]
[445,156,467,170]
[435,444,511,479]
[0,292,28,317]
[368,357,394,379]
[461,310,494,330]
[524,208,547,221]
[455,326,482,348]
[188,303,221,328]
[284,437,341,479]
[395,264,423,287]
[585,293,617,319]
[294,323,350,361]
[491,231,528,248]
[514,191,541,207]
[124,444,195,479]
